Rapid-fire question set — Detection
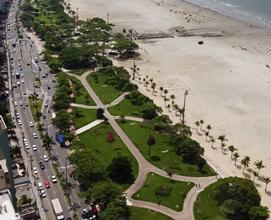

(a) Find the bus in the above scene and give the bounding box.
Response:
[51,199,64,220]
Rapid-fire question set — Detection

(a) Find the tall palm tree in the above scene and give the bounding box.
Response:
[164,97,168,107]
[150,78,154,84]
[159,86,164,96]
[254,160,265,175]
[263,177,271,191]
[206,124,212,133]
[252,170,258,182]
[195,121,200,131]
[178,108,184,121]
[228,145,236,158]
[145,81,149,89]
[205,131,209,141]
[151,82,156,94]
[173,104,179,115]
[164,89,168,98]
[241,156,250,173]
[233,152,240,165]
[199,120,204,130]
[170,94,175,103]
[210,136,215,148]
[138,77,141,83]
[217,135,226,147]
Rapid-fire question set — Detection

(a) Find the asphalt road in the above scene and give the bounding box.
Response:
[6,1,86,219]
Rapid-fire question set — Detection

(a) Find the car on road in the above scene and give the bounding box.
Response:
[23,91,26,95]
[29,121,33,127]
[51,175,57,183]
[25,102,28,106]
[14,101,18,106]
[21,79,24,83]
[32,145,37,151]
[18,120,22,127]
[33,132,37,139]
[40,189,46,198]
[27,63,30,66]
[39,160,45,169]
[43,155,49,162]
[38,182,43,190]
[47,86,50,90]
[17,81,20,86]
[19,101,23,106]
[15,113,20,119]
[45,103,48,108]
[42,114,46,119]
[44,180,50,188]
[33,167,38,174]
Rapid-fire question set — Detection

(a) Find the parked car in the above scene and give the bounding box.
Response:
[51,175,57,183]
[39,160,45,169]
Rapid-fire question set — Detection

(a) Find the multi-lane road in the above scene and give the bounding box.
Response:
[6,1,86,219]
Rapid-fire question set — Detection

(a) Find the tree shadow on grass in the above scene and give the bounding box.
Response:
[150,155,161,161]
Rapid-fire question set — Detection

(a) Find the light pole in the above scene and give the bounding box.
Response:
[182,89,188,124]
[130,59,140,80]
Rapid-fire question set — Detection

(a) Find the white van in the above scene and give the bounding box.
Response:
[38,182,43,190]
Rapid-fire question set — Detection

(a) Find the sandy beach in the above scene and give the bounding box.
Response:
[67,0,271,208]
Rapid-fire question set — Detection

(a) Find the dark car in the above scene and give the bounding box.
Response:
[42,114,46,119]
[39,160,45,169]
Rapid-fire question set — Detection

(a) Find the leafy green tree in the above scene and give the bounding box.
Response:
[96,108,104,119]
[113,35,138,58]
[249,206,269,220]
[100,196,130,220]
[52,110,71,131]
[147,135,156,156]
[195,156,206,172]
[86,181,121,207]
[107,156,134,183]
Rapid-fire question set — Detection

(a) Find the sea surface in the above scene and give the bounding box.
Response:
[185,0,271,28]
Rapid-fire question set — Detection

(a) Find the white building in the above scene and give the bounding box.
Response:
[0,190,21,220]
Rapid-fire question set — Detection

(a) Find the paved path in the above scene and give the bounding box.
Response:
[75,119,104,135]
[71,103,98,109]
[113,116,145,122]
[105,92,130,108]
[66,71,219,220]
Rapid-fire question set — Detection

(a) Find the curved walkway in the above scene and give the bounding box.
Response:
[66,71,220,220]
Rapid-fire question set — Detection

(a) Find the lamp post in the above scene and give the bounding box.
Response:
[130,59,140,80]
[182,89,188,124]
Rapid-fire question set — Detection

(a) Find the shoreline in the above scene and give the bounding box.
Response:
[66,0,271,210]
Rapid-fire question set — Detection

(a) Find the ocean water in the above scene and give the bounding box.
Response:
[184,0,271,28]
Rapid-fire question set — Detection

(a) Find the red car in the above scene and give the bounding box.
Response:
[44,180,50,188]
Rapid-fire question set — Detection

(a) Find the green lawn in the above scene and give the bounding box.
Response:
[29,96,43,122]
[132,173,194,211]
[108,98,145,117]
[129,207,173,220]
[79,123,138,190]
[72,107,97,129]
[67,75,95,105]
[194,181,227,220]
[119,121,215,177]
[87,71,123,104]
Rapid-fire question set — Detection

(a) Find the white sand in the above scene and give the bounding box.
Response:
[67,0,271,208]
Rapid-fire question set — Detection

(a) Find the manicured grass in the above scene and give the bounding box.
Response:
[29,96,43,122]
[87,71,123,104]
[79,123,138,190]
[72,107,97,129]
[129,207,173,220]
[119,121,215,177]
[108,98,145,117]
[132,173,194,211]
[67,75,95,105]
[194,182,227,220]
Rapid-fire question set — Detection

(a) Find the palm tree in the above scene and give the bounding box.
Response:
[199,119,204,130]
[167,104,171,111]
[217,135,227,147]
[233,152,240,165]
[151,82,156,94]
[145,81,149,89]
[164,89,168,98]
[228,145,236,158]
[263,177,271,191]
[209,136,215,148]
[178,108,184,121]
[170,94,175,102]
[252,170,258,182]
[164,97,168,107]
[173,104,179,115]
[205,131,209,141]
[159,86,164,96]
[206,124,212,133]
[254,160,265,175]
[150,78,154,84]
[241,156,250,173]
[138,77,141,83]
[195,121,200,131]
[221,143,226,151]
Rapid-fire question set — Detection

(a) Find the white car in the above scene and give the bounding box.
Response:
[40,189,46,198]
[32,145,37,151]
[38,182,43,190]
[29,121,33,127]
[45,103,48,108]
[14,101,18,106]
[18,120,22,127]
[33,167,38,174]
[51,175,57,183]
[15,113,20,119]
[19,101,23,106]
[17,81,20,86]
[25,102,28,106]
[33,132,37,139]
[21,79,24,83]
[43,155,49,162]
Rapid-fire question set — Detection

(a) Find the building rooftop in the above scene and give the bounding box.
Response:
[0,190,21,220]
